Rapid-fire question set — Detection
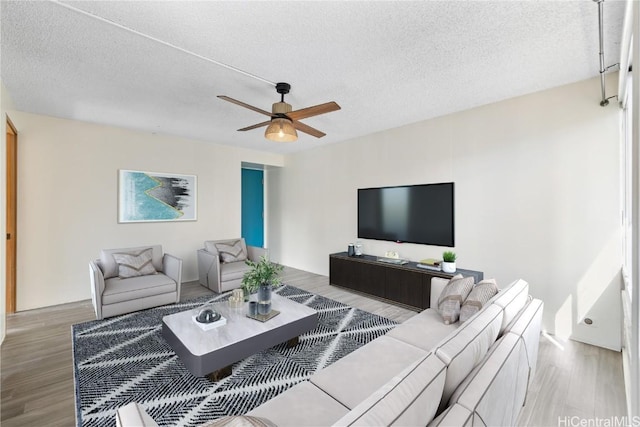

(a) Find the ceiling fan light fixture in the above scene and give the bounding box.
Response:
[265,118,298,142]
[219,81,339,141]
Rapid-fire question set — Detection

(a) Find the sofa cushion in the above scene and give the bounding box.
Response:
[448,333,529,427]
[215,239,248,263]
[438,275,474,324]
[489,279,529,334]
[103,274,177,305]
[247,380,349,426]
[433,304,503,412]
[220,261,251,282]
[113,248,157,278]
[200,416,277,427]
[115,402,159,427]
[100,245,163,279]
[310,335,428,410]
[427,403,473,427]
[386,308,457,352]
[333,353,446,426]
[505,298,544,377]
[459,279,499,323]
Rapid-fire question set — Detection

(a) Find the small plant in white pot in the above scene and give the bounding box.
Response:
[442,251,457,273]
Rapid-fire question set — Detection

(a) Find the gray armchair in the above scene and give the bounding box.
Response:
[89,244,182,320]
[197,238,266,293]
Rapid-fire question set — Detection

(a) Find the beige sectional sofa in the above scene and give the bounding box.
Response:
[116,277,543,426]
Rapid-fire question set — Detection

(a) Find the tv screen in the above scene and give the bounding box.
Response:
[358,182,454,247]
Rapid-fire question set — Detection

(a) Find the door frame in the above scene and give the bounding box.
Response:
[6,116,17,313]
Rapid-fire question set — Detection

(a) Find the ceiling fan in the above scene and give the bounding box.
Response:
[218,82,341,142]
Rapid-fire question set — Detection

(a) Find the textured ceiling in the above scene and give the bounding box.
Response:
[0,1,626,154]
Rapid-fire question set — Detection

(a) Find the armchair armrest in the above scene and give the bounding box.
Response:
[162,253,182,302]
[89,260,105,320]
[247,245,266,262]
[197,248,222,292]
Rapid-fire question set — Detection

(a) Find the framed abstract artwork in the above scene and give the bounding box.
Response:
[118,170,197,223]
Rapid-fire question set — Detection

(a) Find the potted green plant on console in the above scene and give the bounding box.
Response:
[442,251,457,273]
[242,255,284,315]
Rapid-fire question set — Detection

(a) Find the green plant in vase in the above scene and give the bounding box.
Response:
[442,251,457,263]
[442,251,457,273]
[241,255,283,315]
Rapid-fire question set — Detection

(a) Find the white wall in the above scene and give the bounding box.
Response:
[1,81,16,343]
[6,76,622,350]
[9,111,284,311]
[268,77,623,350]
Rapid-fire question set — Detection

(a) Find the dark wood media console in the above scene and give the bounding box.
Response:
[329,252,483,311]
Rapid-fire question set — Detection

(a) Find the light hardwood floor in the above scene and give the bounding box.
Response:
[1,266,627,426]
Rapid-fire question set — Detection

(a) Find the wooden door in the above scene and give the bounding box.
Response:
[6,117,17,313]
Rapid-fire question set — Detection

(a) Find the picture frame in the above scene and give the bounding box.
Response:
[118,169,197,223]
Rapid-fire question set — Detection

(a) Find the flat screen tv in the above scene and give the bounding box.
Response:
[358,182,454,247]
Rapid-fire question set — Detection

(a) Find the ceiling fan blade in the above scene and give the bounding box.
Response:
[292,120,326,138]
[217,95,272,117]
[238,120,271,132]
[287,101,341,121]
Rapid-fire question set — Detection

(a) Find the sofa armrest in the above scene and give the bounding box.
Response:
[197,248,222,292]
[247,245,266,261]
[89,260,105,320]
[430,277,449,309]
[163,253,182,301]
[115,402,159,427]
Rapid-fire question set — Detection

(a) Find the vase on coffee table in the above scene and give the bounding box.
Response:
[258,284,272,315]
[241,255,283,315]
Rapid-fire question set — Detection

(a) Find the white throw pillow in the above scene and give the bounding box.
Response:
[112,248,157,279]
[438,275,475,324]
[459,279,499,323]
[215,240,248,263]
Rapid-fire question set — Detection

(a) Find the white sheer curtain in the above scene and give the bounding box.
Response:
[621,73,636,419]
[619,0,639,420]
[619,0,634,108]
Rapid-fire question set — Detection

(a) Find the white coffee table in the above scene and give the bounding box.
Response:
[162,293,318,379]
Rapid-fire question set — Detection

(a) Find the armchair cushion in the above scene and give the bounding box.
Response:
[102,274,177,305]
[100,245,163,279]
[215,239,248,263]
[112,248,157,278]
[220,261,250,282]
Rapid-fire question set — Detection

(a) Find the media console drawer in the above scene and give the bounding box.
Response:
[329,252,483,310]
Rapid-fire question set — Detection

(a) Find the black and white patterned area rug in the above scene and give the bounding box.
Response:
[72,285,397,427]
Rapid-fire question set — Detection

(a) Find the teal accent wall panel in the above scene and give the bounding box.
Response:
[241,169,264,248]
